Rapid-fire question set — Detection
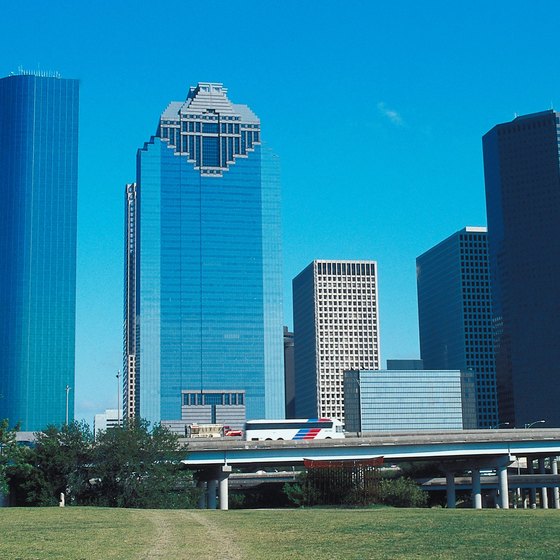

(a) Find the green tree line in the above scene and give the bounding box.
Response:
[1,419,198,508]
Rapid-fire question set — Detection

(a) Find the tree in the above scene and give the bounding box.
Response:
[0,419,25,498]
[90,419,197,508]
[20,421,94,506]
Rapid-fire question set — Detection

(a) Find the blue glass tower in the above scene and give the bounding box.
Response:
[124,83,284,425]
[0,72,79,431]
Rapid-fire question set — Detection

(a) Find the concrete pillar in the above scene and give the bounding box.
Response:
[528,459,537,508]
[497,464,509,509]
[197,480,207,509]
[471,469,482,509]
[207,479,218,510]
[551,457,560,509]
[446,471,456,509]
[539,458,549,509]
[219,465,232,511]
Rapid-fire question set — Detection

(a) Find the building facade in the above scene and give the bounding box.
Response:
[0,72,79,431]
[283,327,296,418]
[483,110,560,427]
[123,183,138,419]
[293,260,380,421]
[416,227,498,428]
[343,368,477,432]
[93,409,123,437]
[124,82,284,426]
[386,359,424,370]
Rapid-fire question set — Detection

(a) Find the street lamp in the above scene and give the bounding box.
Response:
[65,385,71,425]
[492,422,510,429]
[524,420,545,429]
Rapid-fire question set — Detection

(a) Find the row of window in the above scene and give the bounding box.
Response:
[316,262,375,276]
[182,391,245,406]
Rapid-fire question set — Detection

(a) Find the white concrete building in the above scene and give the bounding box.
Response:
[293,260,380,422]
[93,409,123,436]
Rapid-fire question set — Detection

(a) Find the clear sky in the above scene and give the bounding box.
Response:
[2,1,559,423]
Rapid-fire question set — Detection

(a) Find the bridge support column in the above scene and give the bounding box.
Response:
[497,464,509,509]
[207,479,218,510]
[219,465,232,511]
[539,458,549,509]
[528,460,537,508]
[471,469,482,509]
[197,480,207,509]
[445,471,456,509]
[551,457,560,509]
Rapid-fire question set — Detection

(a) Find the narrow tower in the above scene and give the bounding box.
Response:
[0,71,79,430]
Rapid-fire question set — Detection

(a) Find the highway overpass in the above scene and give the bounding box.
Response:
[182,429,560,510]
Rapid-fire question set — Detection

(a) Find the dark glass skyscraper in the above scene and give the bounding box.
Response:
[124,83,284,426]
[483,110,560,427]
[0,72,79,431]
[417,227,498,428]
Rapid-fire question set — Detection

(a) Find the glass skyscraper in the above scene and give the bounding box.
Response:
[124,83,284,426]
[416,227,498,428]
[483,110,560,427]
[0,72,79,431]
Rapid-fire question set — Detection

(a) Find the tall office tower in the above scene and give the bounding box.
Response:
[123,183,138,419]
[417,227,498,428]
[483,110,560,427]
[0,72,79,431]
[124,83,284,426]
[293,260,380,421]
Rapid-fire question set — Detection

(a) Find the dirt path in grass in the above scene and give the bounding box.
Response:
[139,510,243,560]
[187,512,243,560]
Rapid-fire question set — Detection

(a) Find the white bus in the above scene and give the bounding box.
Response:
[245,418,345,441]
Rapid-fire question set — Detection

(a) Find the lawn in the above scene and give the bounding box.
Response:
[1,507,559,560]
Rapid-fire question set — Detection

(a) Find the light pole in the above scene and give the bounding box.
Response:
[65,385,71,425]
[492,422,510,429]
[524,420,545,429]
[116,370,121,426]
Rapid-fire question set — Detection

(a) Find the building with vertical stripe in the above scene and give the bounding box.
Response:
[0,71,79,431]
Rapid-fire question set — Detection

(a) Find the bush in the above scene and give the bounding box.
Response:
[376,477,428,508]
[283,470,428,508]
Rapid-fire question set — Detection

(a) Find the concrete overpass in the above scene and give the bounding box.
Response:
[182,429,560,510]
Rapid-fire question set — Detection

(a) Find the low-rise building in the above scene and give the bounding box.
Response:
[343,369,477,433]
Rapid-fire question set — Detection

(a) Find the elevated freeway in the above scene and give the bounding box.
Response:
[182,429,560,510]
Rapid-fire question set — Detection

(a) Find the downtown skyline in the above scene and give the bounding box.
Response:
[2,1,559,422]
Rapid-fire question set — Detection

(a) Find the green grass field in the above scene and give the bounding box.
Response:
[1,507,559,560]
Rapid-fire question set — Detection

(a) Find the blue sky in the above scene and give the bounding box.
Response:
[2,1,559,423]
